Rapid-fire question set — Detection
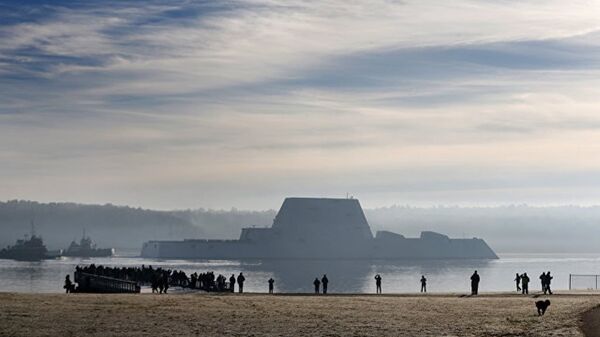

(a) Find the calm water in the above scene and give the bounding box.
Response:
[1,253,600,294]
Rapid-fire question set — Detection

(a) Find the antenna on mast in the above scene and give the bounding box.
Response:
[30,219,36,238]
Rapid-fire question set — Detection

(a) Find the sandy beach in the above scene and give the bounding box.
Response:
[1,292,599,337]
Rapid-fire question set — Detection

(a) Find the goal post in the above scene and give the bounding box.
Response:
[569,274,600,290]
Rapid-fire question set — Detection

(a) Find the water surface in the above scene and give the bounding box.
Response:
[1,253,599,293]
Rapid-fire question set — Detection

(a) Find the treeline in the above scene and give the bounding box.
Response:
[0,200,276,251]
[0,200,202,250]
[3,200,600,253]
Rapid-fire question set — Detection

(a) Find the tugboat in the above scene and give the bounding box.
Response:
[0,222,54,261]
[64,232,114,258]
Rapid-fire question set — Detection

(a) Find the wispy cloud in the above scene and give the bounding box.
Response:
[2,0,600,208]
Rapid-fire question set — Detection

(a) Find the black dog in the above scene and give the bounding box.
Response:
[535,300,551,316]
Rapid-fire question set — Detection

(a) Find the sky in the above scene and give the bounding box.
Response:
[2,0,600,210]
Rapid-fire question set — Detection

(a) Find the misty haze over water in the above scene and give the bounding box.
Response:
[2,254,600,294]
[3,200,600,253]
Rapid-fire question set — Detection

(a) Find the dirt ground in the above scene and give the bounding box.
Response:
[0,292,599,337]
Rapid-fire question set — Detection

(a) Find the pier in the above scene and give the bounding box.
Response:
[74,271,140,293]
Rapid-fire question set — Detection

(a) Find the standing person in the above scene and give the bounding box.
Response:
[374,274,382,294]
[540,272,547,294]
[163,273,169,294]
[158,275,165,294]
[229,274,236,293]
[521,273,530,294]
[420,275,427,293]
[515,273,521,292]
[237,273,245,293]
[151,274,159,293]
[313,278,321,294]
[470,271,480,295]
[268,278,275,294]
[321,274,329,294]
[546,271,553,295]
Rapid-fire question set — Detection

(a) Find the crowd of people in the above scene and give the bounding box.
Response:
[189,272,245,293]
[514,271,553,295]
[67,264,555,296]
[73,264,247,293]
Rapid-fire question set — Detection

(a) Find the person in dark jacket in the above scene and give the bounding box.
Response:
[229,274,236,293]
[545,271,553,295]
[540,272,546,293]
[237,273,245,293]
[313,278,321,294]
[470,271,480,295]
[268,278,275,294]
[63,275,74,293]
[521,273,530,294]
[321,274,329,294]
[420,275,427,293]
[374,274,382,294]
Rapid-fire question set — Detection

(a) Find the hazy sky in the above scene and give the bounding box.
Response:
[2,0,600,209]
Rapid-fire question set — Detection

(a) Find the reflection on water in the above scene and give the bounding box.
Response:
[1,253,600,293]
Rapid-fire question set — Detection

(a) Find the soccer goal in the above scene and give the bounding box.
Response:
[569,274,600,290]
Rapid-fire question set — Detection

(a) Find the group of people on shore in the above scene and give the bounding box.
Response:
[514,271,553,295]
[67,264,555,295]
[192,272,246,293]
[313,274,329,294]
[71,264,249,293]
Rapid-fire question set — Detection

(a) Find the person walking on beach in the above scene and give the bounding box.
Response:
[545,271,553,295]
[321,274,329,294]
[314,277,321,294]
[229,274,236,293]
[268,278,275,294]
[515,273,521,292]
[237,273,245,293]
[375,274,382,294]
[521,273,530,294]
[470,271,480,295]
[420,275,427,293]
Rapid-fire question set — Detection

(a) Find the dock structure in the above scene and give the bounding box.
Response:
[74,271,141,293]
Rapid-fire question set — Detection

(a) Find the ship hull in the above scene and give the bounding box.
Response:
[141,238,498,260]
[63,248,114,258]
[0,247,48,261]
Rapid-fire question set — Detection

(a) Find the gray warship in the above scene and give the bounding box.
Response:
[0,222,62,261]
[0,234,48,261]
[141,197,498,260]
[64,234,114,258]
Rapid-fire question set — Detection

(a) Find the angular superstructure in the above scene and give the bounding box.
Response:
[141,197,498,259]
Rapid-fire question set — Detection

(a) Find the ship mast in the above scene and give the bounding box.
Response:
[30,219,36,238]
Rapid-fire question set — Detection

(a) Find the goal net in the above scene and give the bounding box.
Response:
[569,274,599,290]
